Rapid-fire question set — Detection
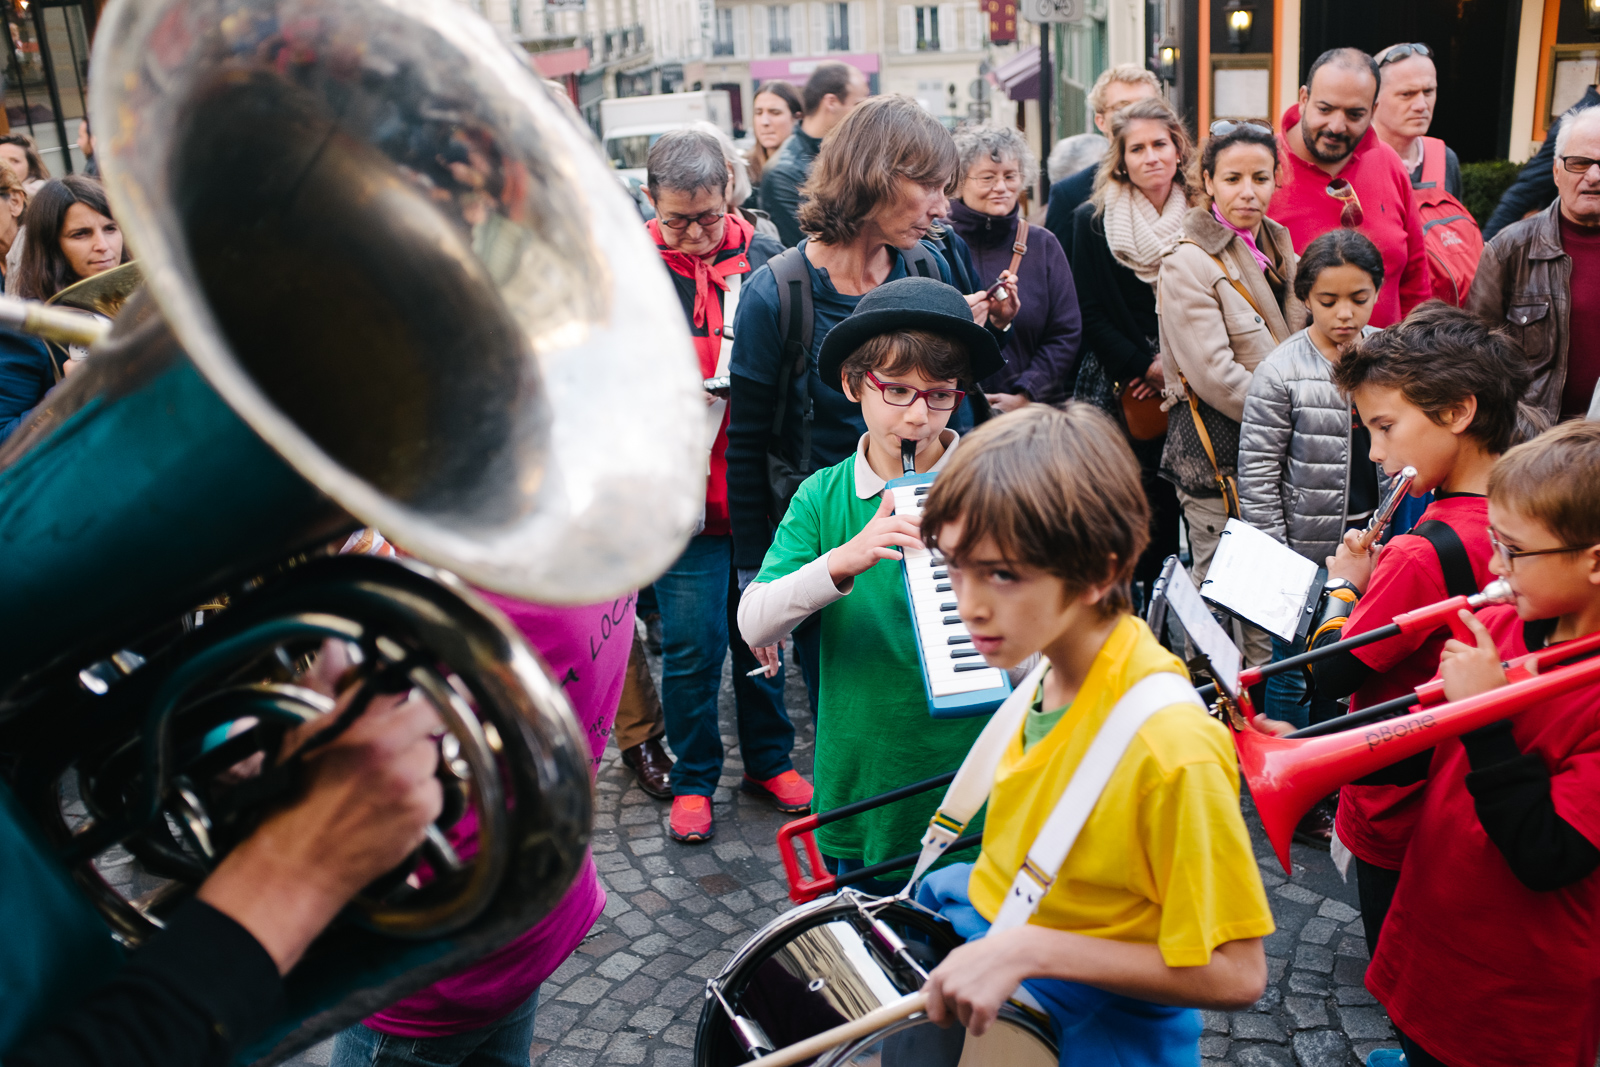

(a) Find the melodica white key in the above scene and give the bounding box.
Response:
[888,444,1011,719]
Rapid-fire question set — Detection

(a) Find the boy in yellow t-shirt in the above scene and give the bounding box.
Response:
[916,404,1275,1066]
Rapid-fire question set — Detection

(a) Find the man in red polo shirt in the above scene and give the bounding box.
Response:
[1269,47,1431,328]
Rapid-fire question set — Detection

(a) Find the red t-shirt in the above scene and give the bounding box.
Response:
[1560,214,1600,420]
[1268,106,1432,328]
[1367,607,1600,1067]
[1334,494,1495,869]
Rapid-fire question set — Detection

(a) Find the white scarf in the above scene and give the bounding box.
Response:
[1102,181,1187,285]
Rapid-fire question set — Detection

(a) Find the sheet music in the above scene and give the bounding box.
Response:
[1200,519,1320,642]
[1163,559,1242,699]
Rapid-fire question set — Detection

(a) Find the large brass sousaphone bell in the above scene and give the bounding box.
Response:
[0,0,703,1060]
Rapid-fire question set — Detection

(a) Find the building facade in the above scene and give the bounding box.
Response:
[700,0,1027,134]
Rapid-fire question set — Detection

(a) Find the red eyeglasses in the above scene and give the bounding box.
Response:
[863,371,965,411]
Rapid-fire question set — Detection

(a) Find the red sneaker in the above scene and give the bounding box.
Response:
[741,770,814,813]
[669,795,714,843]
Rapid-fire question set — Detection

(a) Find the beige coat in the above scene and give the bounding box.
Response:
[1157,207,1300,423]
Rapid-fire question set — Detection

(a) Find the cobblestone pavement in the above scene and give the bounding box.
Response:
[285,642,1399,1067]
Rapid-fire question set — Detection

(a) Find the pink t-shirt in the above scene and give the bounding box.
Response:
[364,591,638,1037]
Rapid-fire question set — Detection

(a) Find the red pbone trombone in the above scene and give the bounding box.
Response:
[1233,644,1600,874]
[1198,579,1517,705]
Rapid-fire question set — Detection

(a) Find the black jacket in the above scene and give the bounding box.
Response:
[1068,200,1158,386]
[758,129,822,248]
[1484,86,1600,240]
[1044,164,1097,261]
[8,902,285,1067]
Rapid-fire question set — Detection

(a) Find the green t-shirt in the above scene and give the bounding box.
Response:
[1023,676,1071,752]
[757,456,987,868]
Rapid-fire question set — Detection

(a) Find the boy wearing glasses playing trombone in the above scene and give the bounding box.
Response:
[1361,420,1600,1067]
[738,277,1006,891]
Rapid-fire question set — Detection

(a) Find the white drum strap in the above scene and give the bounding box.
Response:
[990,672,1203,932]
[903,660,1049,892]
[705,272,740,450]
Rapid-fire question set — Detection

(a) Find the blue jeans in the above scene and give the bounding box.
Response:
[918,865,1200,1067]
[329,991,539,1067]
[657,534,794,796]
[792,611,821,717]
[1266,634,1309,729]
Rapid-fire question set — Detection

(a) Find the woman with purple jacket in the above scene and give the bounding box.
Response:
[946,126,1082,410]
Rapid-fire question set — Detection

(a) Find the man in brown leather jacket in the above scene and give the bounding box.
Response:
[1469,107,1600,422]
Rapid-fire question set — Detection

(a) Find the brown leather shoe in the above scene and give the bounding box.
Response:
[621,736,673,800]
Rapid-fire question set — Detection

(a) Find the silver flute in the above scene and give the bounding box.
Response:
[1355,465,1418,552]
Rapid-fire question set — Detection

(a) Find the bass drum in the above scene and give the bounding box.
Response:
[695,890,1057,1067]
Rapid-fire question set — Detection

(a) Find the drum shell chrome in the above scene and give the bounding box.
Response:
[694,890,1057,1067]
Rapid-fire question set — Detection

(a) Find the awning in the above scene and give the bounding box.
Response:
[529,46,590,79]
[989,45,1039,100]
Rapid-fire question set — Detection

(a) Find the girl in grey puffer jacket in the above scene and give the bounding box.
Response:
[1238,231,1385,727]
[1239,231,1387,565]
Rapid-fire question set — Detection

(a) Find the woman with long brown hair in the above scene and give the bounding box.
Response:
[745,80,802,202]
[1067,95,1192,610]
[15,176,130,302]
[0,174,118,440]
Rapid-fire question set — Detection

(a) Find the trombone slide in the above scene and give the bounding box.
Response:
[1409,628,1600,710]
[0,294,112,348]
[1236,653,1600,872]
[1231,580,1514,692]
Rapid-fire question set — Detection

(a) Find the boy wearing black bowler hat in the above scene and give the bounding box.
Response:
[737,276,1006,886]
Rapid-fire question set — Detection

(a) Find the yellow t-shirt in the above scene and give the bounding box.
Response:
[968,615,1275,967]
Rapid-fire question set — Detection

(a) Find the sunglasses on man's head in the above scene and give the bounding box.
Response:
[1326,178,1364,229]
[1209,119,1272,137]
[1377,42,1432,67]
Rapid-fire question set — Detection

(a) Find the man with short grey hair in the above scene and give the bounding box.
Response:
[1470,106,1600,423]
[1371,43,1460,198]
[1043,64,1160,255]
[640,129,802,844]
[1047,132,1107,186]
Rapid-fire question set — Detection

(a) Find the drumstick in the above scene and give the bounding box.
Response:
[743,991,929,1067]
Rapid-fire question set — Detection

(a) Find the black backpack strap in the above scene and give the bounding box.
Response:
[1411,520,1479,598]
[767,248,815,471]
[904,240,939,280]
[926,232,974,292]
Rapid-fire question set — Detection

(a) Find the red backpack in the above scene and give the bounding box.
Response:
[1413,136,1483,306]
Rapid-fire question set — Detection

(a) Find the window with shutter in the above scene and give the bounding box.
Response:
[788,3,805,54]
[821,1,847,50]
[961,2,980,50]
[936,3,954,50]
[913,5,939,50]
[733,4,750,57]
[713,8,735,54]
[768,4,790,54]
[897,4,915,53]
[754,4,770,55]
[848,0,865,52]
